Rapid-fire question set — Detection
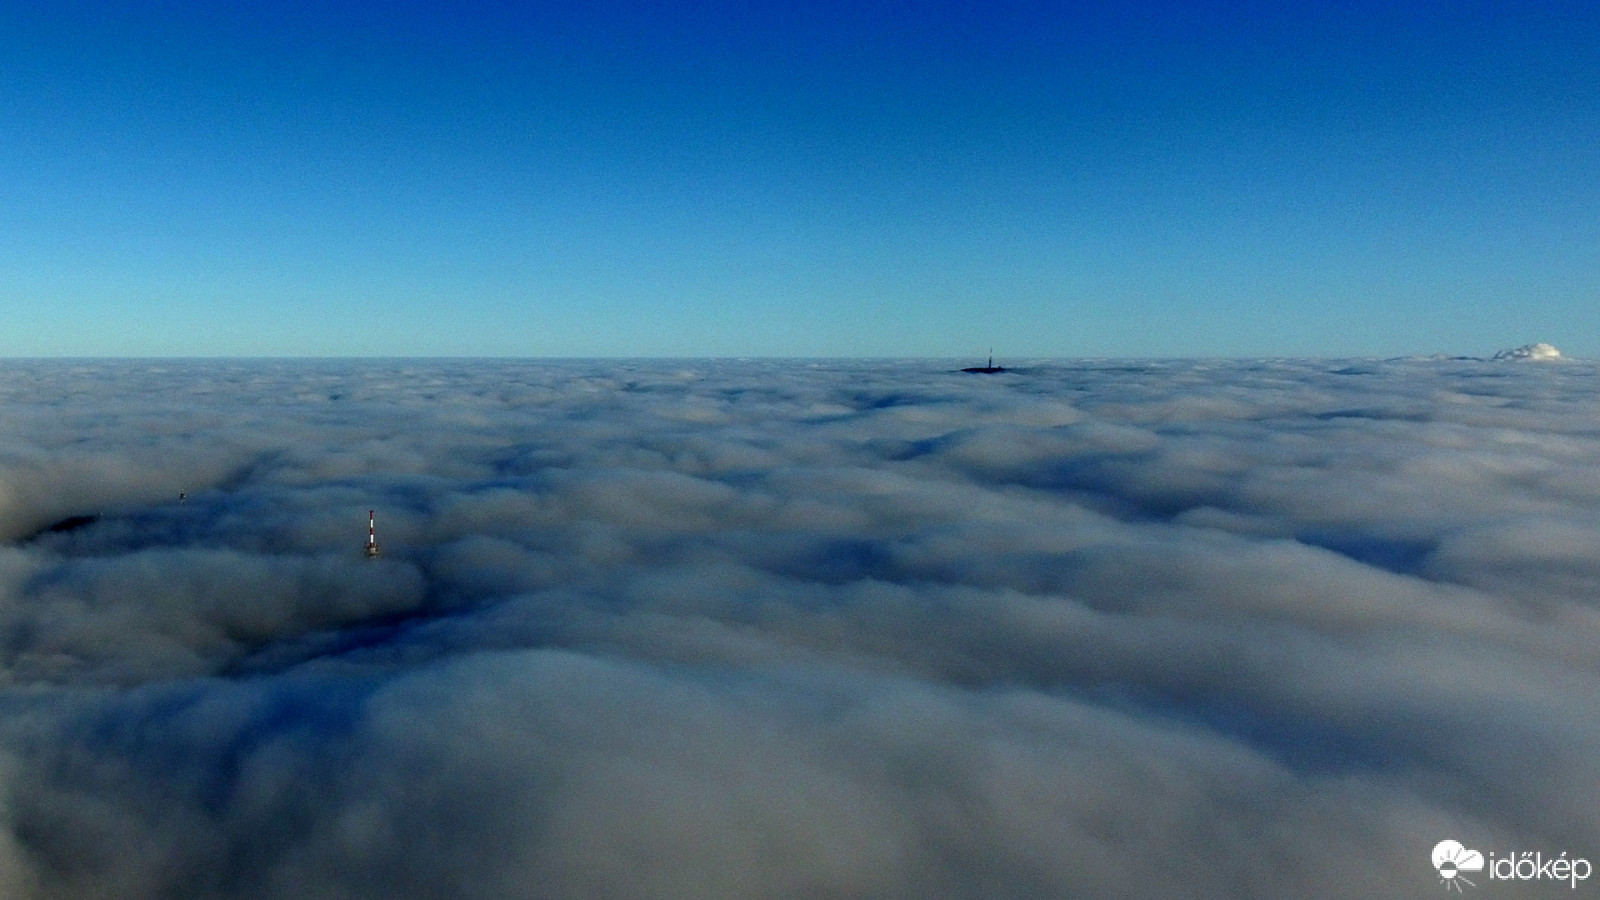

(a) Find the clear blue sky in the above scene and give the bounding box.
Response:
[1,1,1595,357]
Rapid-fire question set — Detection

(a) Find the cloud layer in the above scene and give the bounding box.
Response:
[0,357,1596,898]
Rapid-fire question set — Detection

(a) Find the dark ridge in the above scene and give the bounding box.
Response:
[45,515,100,534]
[1309,408,1435,422]
[18,514,102,543]
[960,352,1007,374]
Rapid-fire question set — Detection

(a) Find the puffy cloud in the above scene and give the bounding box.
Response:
[0,357,1595,898]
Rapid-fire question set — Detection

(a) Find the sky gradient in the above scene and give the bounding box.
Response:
[2,1,1596,357]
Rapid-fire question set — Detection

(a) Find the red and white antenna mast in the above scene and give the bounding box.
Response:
[365,509,382,558]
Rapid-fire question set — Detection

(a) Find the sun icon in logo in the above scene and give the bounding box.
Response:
[1432,840,1484,892]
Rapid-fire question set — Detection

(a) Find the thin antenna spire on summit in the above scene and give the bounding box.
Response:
[961,349,1006,374]
[365,510,382,559]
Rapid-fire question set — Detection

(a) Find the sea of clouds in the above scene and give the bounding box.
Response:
[0,356,1595,899]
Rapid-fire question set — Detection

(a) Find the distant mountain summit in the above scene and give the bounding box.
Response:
[1492,342,1563,361]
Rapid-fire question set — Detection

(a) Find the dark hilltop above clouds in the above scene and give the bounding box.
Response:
[0,357,1595,899]
[1388,342,1569,363]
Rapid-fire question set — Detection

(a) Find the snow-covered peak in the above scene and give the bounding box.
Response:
[1492,343,1563,361]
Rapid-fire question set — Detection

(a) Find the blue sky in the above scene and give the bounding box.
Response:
[2,1,1595,357]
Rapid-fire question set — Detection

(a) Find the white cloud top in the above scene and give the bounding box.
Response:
[1493,342,1564,360]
